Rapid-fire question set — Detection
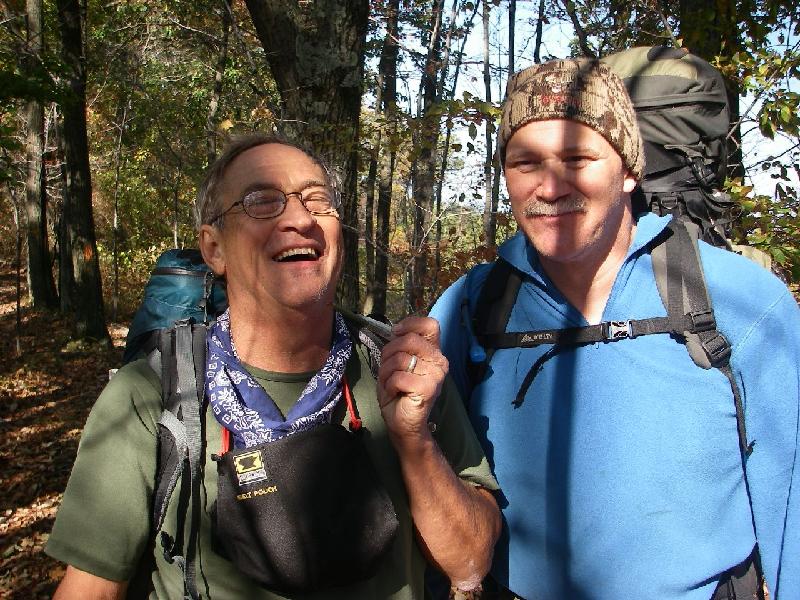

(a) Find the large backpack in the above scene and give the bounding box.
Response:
[123,249,227,364]
[600,46,738,248]
[121,249,393,599]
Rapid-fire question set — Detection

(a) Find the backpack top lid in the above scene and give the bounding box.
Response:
[123,249,227,363]
[601,46,731,189]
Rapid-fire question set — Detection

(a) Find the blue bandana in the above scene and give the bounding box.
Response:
[205,310,353,448]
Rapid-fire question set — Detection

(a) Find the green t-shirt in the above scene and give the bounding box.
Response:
[46,338,497,599]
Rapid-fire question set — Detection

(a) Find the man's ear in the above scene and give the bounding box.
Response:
[199,224,226,276]
[622,171,638,193]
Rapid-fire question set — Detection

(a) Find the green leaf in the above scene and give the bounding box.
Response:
[771,247,788,265]
[759,116,776,139]
[780,104,792,124]
[468,123,478,139]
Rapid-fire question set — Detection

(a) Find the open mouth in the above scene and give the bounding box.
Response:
[274,247,320,262]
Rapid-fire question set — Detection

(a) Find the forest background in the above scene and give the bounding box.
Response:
[2,0,800,338]
[0,0,798,596]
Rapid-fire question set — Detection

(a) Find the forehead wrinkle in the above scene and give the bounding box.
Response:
[506,132,609,160]
[237,178,330,197]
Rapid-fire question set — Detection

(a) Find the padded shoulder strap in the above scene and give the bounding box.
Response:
[466,259,523,389]
[473,259,523,337]
[653,219,732,369]
[653,219,750,457]
[149,320,207,600]
[336,307,392,381]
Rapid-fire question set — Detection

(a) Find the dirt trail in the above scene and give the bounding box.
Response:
[0,268,126,598]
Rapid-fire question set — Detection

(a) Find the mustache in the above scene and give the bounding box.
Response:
[523,196,587,217]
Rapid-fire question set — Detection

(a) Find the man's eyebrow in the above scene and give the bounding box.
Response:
[296,178,330,189]
[560,145,602,155]
[239,179,330,196]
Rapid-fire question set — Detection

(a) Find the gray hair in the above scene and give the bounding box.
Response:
[195,133,340,228]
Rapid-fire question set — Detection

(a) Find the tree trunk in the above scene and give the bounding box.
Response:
[482,0,497,247]
[56,0,109,340]
[24,0,58,309]
[206,0,232,167]
[534,0,545,63]
[433,0,464,298]
[409,0,445,312]
[362,150,377,315]
[508,0,516,74]
[244,0,369,311]
[563,0,596,58]
[372,0,400,317]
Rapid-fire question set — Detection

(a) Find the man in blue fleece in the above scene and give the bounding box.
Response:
[430,58,799,600]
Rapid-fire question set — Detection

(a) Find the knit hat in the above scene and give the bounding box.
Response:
[498,58,645,180]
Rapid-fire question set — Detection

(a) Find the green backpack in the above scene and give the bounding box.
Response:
[601,46,738,248]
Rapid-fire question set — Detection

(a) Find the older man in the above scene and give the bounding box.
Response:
[431,59,799,599]
[47,134,500,599]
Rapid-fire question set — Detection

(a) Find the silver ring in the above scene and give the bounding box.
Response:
[405,354,418,373]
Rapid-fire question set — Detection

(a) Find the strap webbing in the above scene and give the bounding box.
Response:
[468,260,522,388]
[479,315,689,349]
[174,323,203,600]
[153,410,187,532]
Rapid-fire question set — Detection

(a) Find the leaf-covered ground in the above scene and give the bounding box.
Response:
[0,268,127,599]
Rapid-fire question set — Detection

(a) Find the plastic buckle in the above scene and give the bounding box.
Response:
[701,331,732,366]
[687,309,715,332]
[605,320,632,341]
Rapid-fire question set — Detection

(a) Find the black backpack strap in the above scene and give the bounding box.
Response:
[336,307,391,380]
[654,219,750,457]
[466,259,523,389]
[150,320,207,600]
[657,219,761,595]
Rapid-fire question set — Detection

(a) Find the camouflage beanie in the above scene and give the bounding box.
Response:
[498,58,645,180]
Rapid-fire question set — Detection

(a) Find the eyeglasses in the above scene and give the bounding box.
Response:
[209,186,340,224]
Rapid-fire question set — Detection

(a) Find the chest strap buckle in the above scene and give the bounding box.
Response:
[605,320,633,341]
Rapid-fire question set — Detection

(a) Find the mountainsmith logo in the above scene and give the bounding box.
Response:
[234,450,269,486]
[520,333,553,344]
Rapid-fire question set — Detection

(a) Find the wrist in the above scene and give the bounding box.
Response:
[389,426,437,461]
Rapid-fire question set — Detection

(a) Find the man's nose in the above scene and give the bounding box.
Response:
[535,165,570,201]
[278,194,316,229]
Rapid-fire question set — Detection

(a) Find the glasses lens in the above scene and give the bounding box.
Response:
[242,189,285,219]
[303,187,337,215]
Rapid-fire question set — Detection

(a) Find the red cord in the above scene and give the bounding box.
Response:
[221,426,231,454]
[343,376,362,432]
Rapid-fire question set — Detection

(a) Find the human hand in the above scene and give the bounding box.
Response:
[377,316,449,446]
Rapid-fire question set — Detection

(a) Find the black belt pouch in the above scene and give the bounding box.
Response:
[212,423,399,593]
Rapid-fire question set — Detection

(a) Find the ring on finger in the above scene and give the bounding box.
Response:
[405,354,418,373]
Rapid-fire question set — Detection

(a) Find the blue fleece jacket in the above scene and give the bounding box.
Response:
[430,213,800,599]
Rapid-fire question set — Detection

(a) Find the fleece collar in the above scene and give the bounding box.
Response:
[496,212,673,282]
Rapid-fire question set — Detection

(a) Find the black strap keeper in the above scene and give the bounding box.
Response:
[687,309,716,332]
[701,332,733,366]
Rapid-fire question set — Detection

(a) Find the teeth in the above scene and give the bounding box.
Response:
[275,247,318,261]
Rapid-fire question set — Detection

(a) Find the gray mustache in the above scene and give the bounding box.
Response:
[523,197,587,217]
